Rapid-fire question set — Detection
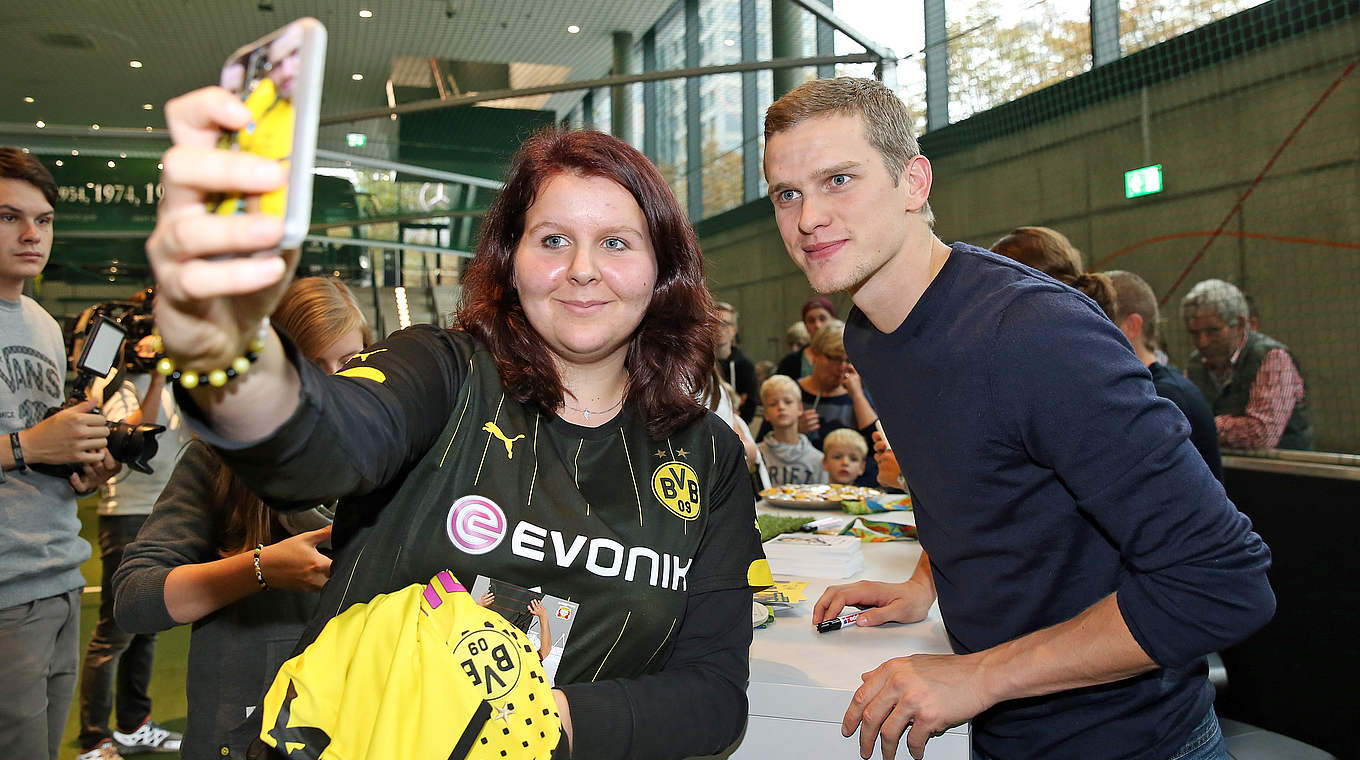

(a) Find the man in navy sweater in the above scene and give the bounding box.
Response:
[763,78,1274,760]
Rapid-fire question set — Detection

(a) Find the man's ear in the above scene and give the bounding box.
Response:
[1118,313,1143,345]
[902,155,933,214]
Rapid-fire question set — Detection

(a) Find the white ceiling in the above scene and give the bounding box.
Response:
[1,0,675,131]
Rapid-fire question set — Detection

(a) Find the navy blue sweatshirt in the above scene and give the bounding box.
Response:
[844,243,1274,759]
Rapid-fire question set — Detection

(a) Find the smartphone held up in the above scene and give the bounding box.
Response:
[210,17,326,249]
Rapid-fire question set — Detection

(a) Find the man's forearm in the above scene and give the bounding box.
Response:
[975,593,1156,706]
[908,551,935,600]
[125,373,167,427]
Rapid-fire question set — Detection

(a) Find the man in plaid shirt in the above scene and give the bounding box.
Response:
[1181,278,1314,450]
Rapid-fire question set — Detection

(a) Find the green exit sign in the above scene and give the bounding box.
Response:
[346,132,367,148]
[1124,164,1163,198]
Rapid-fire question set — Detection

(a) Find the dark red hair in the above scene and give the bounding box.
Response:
[457,129,716,440]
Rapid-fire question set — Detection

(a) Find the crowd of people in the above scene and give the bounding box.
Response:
[0,72,1300,760]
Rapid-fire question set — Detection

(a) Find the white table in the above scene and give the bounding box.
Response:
[731,504,970,760]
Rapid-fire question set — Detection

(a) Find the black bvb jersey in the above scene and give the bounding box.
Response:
[213,326,770,693]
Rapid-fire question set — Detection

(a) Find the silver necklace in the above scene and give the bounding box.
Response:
[561,395,624,421]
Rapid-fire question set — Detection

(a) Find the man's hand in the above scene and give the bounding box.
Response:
[813,579,934,629]
[69,449,121,492]
[872,431,904,489]
[19,399,109,466]
[846,653,991,760]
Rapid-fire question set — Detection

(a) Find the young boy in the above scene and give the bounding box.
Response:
[821,428,868,486]
[756,375,826,487]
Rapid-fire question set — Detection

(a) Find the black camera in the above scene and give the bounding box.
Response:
[32,300,166,479]
[67,289,159,374]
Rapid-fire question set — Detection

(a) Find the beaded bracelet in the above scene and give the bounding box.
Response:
[252,544,269,590]
[154,318,270,390]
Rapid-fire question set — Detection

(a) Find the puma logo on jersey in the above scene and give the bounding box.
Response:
[482,421,525,459]
[350,348,388,362]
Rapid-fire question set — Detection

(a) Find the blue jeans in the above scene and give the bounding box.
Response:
[1167,708,1227,760]
[971,707,1227,760]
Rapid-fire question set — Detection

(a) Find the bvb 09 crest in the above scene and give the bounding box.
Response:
[651,462,701,521]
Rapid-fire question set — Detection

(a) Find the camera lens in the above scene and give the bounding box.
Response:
[105,421,166,474]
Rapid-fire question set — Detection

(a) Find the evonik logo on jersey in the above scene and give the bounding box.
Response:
[445,495,692,591]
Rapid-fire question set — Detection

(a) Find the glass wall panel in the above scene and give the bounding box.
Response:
[654,6,688,212]
[700,0,746,216]
[1120,0,1270,56]
[945,0,1092,123]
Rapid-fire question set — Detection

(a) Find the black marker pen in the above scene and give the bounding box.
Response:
[816,611,861,633]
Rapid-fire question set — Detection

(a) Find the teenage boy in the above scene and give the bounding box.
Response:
[763,79,1274,760]
[0,147,120,760]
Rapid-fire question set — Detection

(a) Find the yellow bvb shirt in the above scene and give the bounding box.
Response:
[258,570,561,760]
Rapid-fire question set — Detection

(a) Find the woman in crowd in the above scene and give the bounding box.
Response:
[991,225,1119,320]
[142,87,767,760]
[112,277,370,759]
[775,296,836,379]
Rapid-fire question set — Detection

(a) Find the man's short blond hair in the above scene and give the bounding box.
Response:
[760,374,802,405]
[765,77,934,227]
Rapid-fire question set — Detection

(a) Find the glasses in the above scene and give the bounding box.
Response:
[821,353,851,364]
[1186,325,1231,339]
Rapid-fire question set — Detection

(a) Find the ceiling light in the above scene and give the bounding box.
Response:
[35,120,45,128]
[119,153,127,158]
[351,73,364,81]
[91,123,100,130]
[567,25,580,34]
[107,160,116,168]
[129,60,143,68]
[358,9,372,18]
[23,96,34,103]
[157,163,164,170]
[72,150,80,156]
[21,148,29,153]
[54,160,63,167]
[146,126,154,131]
[142,103,153,110]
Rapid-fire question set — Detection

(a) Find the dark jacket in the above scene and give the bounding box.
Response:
[113,441,320,760]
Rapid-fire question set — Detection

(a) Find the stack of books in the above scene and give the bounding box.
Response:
[762,533,864,578]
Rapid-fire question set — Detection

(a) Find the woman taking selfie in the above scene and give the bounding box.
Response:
[144,87,768,759]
